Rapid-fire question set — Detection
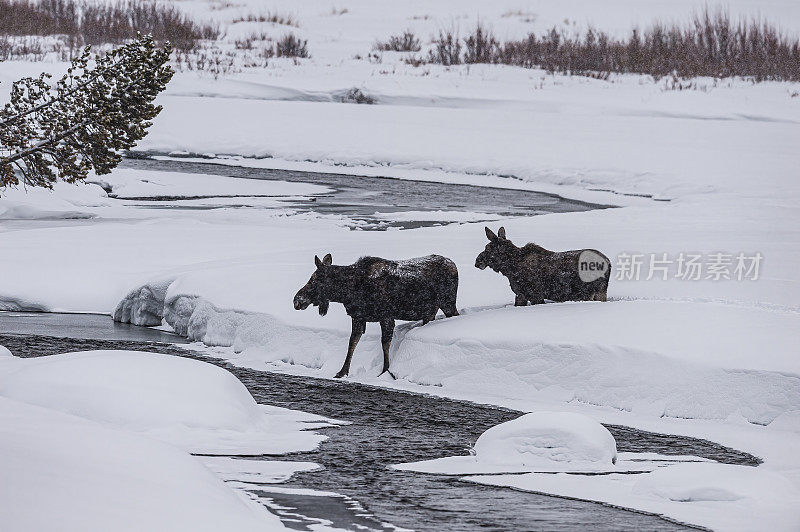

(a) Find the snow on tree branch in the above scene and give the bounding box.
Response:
[0,34,173,189]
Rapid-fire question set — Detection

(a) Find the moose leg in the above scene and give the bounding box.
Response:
[335,318,365,378]
[442,303,459,318]
[378,318,396,379]
[509,279,527,307]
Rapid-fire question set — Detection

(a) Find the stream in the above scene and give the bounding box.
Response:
[118,156,608,230]
[0,313,759,532]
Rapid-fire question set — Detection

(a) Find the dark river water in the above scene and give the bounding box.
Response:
[0,313,759,532]
[118,156,608,230]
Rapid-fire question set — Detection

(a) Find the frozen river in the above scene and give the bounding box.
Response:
[119,156,608,230]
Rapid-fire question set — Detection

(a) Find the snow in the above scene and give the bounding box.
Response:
[472,412,617,467]
[0,350,335,454]
[467,463,800,531]
[0,396,284,532]
[114,277,174,326]
[0,181,109,220]
[395,451,708,475]
[199,457,320,484]
[2,0,800,528]
[389,302,800,424]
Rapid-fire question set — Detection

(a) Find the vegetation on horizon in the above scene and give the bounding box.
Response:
[0,0,219,54]
[420,10,800,82]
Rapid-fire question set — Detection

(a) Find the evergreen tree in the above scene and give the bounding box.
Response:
[0,35,173,188]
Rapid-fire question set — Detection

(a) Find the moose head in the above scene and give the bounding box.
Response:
[294,253,333,316]
[475,226,518,272]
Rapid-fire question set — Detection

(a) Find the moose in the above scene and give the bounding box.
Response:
[293,253,459,379]
[475,226,610,305]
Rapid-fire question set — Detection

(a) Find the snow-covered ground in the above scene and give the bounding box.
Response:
[2,0,800,529]
[0,347,339,531]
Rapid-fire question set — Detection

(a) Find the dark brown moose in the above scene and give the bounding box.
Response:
[475,226,610,305]
[293,254,459,379]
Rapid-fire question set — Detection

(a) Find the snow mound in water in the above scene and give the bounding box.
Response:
[474,412,617,467]
[633,462,800,504]
[0,350,330,454]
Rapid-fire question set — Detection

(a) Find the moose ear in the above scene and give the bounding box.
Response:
[314,255,323,268]
[322,253,332,266]
[497,226,506,240]
[485,227,498,242]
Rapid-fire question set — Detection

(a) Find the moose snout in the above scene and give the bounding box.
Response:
[475,254,488,270]
[293,294,310,310]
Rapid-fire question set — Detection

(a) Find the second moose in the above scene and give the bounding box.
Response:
[475,226,611,305]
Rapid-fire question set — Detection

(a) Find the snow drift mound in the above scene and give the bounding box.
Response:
[0,350,260,430]
[0,345,11,357]
[0,397,280,532]
[474,412,617,467]
[0,350,328,454]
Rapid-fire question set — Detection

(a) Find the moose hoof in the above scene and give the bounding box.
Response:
[378,369,396,380]
[334,370,348,379]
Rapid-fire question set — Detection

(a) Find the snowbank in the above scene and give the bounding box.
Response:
[114,277,175,326]
[467,462,800,532]
[163,295,350,372]
[634,462,796,503]
[0,181,109,220]
[0,396,284,532]
[389,303,800,425]
[473,412,617,467]
[0,350,332,454]
[146,292,800,426]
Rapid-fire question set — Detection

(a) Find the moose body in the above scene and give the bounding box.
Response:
[475,227,610,305]
[294,254,459,378]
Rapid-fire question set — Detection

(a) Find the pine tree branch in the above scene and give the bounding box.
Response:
[0,55,118,129]
[2,68,163,165]
[2,119,91,165]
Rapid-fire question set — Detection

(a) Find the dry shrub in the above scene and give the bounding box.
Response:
[275,33,308,58]
[423,10,800,81]
[374,30,421,52]
[232,11,298,27]
[0,0,219,52]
